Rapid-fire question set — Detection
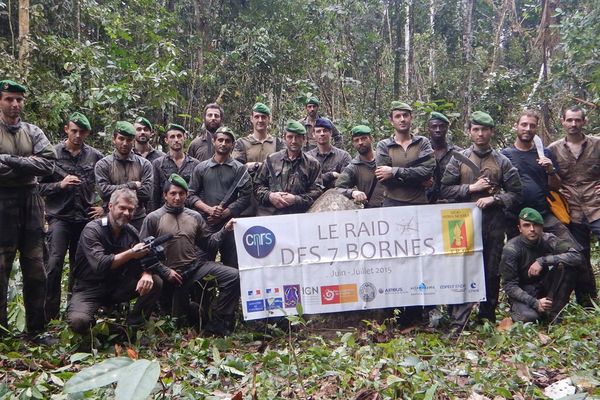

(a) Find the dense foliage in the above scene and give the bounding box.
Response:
[1,0,598,152]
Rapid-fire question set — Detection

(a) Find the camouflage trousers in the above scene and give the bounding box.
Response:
[449,208,506,328]
[0,187,47,333]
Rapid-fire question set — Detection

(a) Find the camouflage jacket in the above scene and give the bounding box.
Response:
[440,146,521,210]
[307,146,352,189]
[254,149,323,215]
[335,155,384,208]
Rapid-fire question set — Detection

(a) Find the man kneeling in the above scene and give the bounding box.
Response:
[140,174,240,335]
[500,207,582,322]
[67,188,163,334]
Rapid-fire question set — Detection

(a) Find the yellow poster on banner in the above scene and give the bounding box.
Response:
[441,208,474,254]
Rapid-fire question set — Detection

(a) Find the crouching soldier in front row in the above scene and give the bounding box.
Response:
[140,174,240,336]
[67,188,163,335]
[500,207,582,323]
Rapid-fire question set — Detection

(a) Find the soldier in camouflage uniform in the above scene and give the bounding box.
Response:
[307,118,351,189]
[38,112,104,320]
[299,96,343,151]
[133,116,165,163]
[375,101,436,207]
[187,103,223,162]
[151,123,199,211]
[500,208,581,323]
[254,120,323,215]
[336,125,384,208]
[441,111,522,331]
[95,121,154,231]
[187,127,251,268]
[0,80,56,340]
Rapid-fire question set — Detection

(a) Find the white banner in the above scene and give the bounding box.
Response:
[234,203,485,320]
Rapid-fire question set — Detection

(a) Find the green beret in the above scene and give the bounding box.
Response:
[390,101,412,113]
[0,79,26,93]
[286,120,306,135]
[166,123,187,134]
[351,125,372,137]
[135,117,153,131]
[519,207,543,225]
[470,111,495,128]
[429,111,450,124]
[252,102,271,116]
[114,121,136,137]
[215,126,236,141]
[306,96,320,106]
[68,112,91,131]
[168,173,188,192]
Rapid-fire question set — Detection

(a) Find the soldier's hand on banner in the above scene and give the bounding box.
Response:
[225,219,235,232]
[475,196,495,209]
[352,190,368,203]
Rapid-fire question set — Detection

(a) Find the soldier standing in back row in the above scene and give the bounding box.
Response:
[336,125,384,208]
[441,111,522,333]
[187,103,224,162]
[151,123,199,211]
[426,111,462,203]
[307,118,351,189]
[254,121,323,215]
[299,96,343,151]
[0,80,56,343]
[39,112,104,321]
[133,116,165,163]
[95,121,154,231]
[375,101,435,206]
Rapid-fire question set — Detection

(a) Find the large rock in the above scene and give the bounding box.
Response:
[308,188,362,213]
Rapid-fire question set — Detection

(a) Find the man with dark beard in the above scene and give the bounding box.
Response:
[187,127,251,268]
[335,125,384,208]
[188,103,224,162]
[133,117,165,162]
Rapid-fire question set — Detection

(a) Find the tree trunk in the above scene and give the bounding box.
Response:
[18,0,30,73]
[74,0,81,43]
[404,0,413,97]
[393,0,403,99]
[490,0,509,74]
[461,0,474,127]
[428,0,436,87]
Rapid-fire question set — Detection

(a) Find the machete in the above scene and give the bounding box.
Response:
[451,150,481,177]
[533,135,545,159]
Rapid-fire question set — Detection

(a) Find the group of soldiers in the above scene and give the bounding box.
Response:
[1,78,599,345]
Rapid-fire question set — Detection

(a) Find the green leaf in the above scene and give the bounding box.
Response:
[63,357,134,393]
[220,364,246,377]
[70,353,92,363]
[424,383,438,400]
[115,359,160,400]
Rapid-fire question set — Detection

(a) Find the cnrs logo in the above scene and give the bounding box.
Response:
[243,226,276,258]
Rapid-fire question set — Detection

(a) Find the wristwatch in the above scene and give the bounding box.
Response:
[493,194,502,204]
[547,166,557,175]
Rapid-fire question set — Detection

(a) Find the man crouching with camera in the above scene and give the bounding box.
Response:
[67,188,163,335]
[140,174,240,336]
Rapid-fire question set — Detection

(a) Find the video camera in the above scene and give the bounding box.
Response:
[139,233,174,271]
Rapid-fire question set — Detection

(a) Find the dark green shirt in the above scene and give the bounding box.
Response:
[335,155,384,208]
[151,153,200,211]
[39,141,104,222]
[307,146,352,189]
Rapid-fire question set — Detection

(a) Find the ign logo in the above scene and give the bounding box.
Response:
[243,226,276,258]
